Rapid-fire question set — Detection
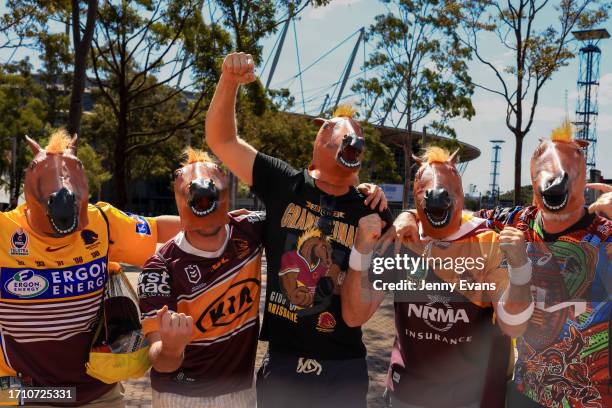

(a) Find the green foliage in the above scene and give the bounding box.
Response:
[451,0,610,204]
[499,185,533,205]
[353,0,475,131]
[0,60,47,201]
[76,142,111,200]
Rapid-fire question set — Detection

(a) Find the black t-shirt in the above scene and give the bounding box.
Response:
[252,152,389,360]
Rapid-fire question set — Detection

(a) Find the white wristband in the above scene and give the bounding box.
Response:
[349,246,373,272]
[496,299,535,326]
[508,259,532,286]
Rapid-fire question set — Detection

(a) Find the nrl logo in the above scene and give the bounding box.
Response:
[184,264,201,284]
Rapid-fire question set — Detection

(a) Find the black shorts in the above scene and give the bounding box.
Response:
[256,350,369,408]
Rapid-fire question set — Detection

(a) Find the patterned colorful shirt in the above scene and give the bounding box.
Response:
[478,206,612,408]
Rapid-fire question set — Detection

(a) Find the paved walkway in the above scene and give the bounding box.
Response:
[124,262,395,408]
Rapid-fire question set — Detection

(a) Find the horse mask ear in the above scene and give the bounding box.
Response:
[313,118,326,128]
[412,154,423,167]
[449,148,460,166]
[575,139,589,149]
[68,133,78,155]
[25,135,41,155]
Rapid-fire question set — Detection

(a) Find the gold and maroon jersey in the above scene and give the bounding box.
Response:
[0,202,157,406]
[139,212,265,397]
[389,214,511,407]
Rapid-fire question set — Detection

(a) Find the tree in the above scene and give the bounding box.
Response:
[0,60,47,208]
[67,0,97,135]
[89,0,231,208]
[77,141,111,201]
[452,0,610,204]
[353,0,475,207]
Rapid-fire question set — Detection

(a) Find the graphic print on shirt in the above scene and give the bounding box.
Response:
[479,206,612,408]
[516,237,610,408]
[269,201,355,324]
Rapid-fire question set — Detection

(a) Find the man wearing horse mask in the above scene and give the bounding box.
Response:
[387,122,612,408]
[0,131,181,407]
[342,146,533,407]
[206,52,391,408]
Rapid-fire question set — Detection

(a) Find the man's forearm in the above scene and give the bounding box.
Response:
[155,215,180,243]
[205,75,239,151]
[148,340,184,373]
[341,268,384,327]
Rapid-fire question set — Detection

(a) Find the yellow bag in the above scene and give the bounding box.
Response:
[86,346,150,384]
[85,263,151,383]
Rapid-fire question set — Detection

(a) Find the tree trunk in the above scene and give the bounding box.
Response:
[513,132,524,205]
[9,135,19,209]
[113,140,128,209]
[67,0,98,135]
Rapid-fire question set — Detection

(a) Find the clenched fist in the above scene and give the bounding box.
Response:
[157,305,193,356]
[587,183,612,219]
[499,227,529,268]
[221,52,256,85]
[355,214,385,253]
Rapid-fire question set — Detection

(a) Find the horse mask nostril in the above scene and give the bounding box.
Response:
[543,171,569,194]
[424,188,451,209]
[342,133,364,153]
[47,187,78,233]
[188,179,219,210]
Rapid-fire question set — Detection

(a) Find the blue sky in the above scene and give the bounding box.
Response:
[1,0,610,195]
[258,0,612,195]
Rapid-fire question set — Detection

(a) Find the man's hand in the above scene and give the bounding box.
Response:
[587,183,612,219]
[357,183,388,211]
[355,214,385,253]
[221,52,256,85]
[377,211,420,255]
[499,227,528,268]
[157,305,193,357]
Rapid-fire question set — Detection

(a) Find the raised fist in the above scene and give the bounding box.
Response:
[587,183,612,219]
[499,227,529,268]
[157,305,193,356]
[355,213,385,253]
[221,52,256,85]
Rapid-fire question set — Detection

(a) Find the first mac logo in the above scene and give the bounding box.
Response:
[4,270,49,298]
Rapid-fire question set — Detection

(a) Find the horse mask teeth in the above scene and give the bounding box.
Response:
[309,104,365,187]
[174,149,229,233]
[23,132,89,236]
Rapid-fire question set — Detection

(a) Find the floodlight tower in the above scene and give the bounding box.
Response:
[489,140,505,207]
[572,29,610,171]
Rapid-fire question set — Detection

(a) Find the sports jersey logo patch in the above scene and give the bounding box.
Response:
[407,295,469,332]
[81,229,99,247]
[195,278,260,333]
[10,229,29,256]
[184,265,201,284]
[316,311,336,333]
[4,270,49,298]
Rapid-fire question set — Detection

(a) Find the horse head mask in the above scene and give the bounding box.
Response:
[24,131,89,237]
[309,104,365,186]
[413,147,463,239]
[174,148,229,234]
[531,121,588,222]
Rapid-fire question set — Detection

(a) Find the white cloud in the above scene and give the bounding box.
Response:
[308,0,362,20]
[597,73,612,106]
